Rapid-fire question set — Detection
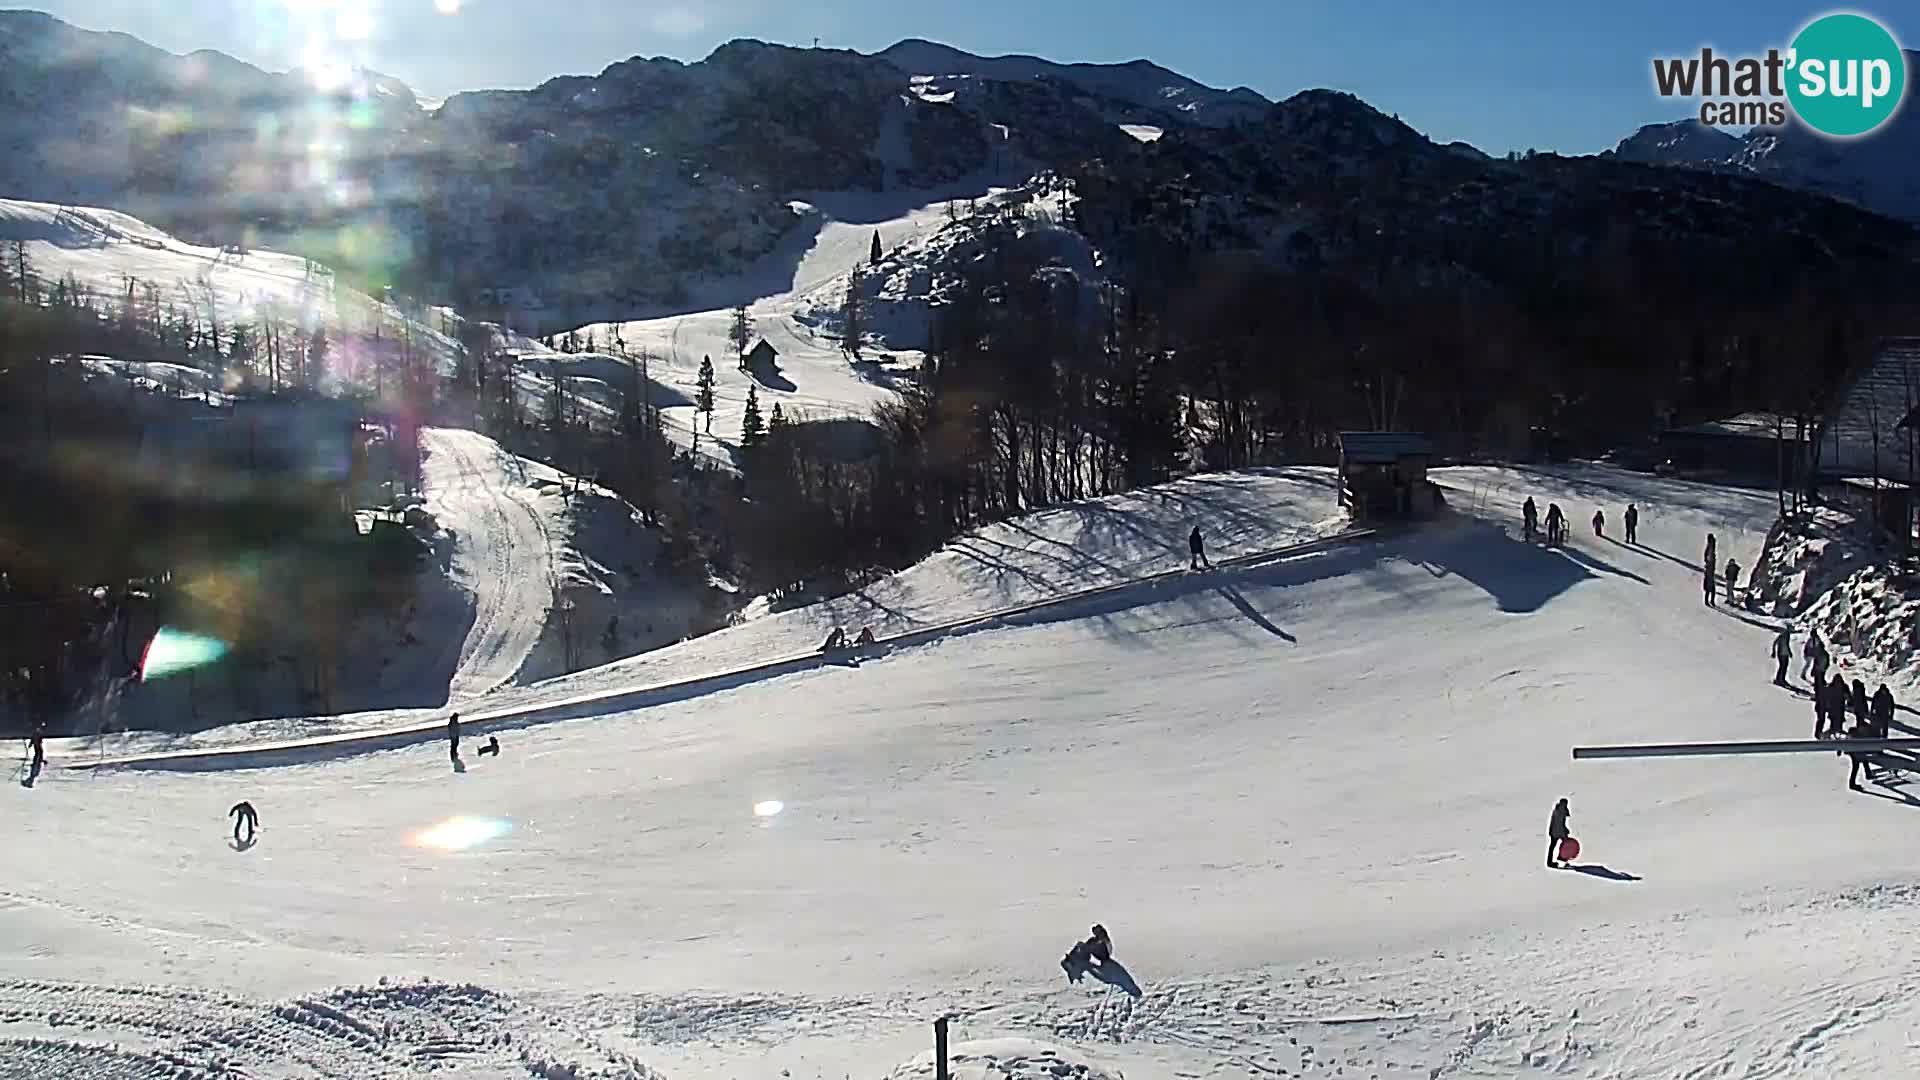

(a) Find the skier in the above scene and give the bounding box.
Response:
[1189,525,1210,570]
[1592,508,1605,538]
[822,626,847,651]
[1547,797,1572,869]
[477,734,501,758]
[1544,503,1565,547]
[1522,497,1538,541]
[1624,503,1639,545]
[1772,626,1793,686]
[229,800,258,845]
[855,626,876,647]
[447,712,461,762]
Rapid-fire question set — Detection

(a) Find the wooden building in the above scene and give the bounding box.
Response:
[1338,431,1440,522]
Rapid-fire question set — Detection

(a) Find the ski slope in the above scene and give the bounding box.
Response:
[11,464,1920,1078]
[0,197,461,377]
[534,187,1024,468]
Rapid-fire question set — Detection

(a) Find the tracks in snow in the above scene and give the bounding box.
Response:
[422,428,557,701]
[0,978,658,1079]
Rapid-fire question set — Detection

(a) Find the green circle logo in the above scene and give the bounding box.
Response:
[1786,13,1907,137]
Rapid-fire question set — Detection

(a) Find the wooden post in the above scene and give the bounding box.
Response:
[934,1015,949,1080]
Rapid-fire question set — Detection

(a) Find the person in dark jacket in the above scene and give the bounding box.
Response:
[1802,633,1824,682]
[1772,626,1793,686]
[1592,508,1605,537]
[229,800,258,844]
[1724,558,1741,603]
[1085,923,1112,964]
[1704,533,1717,569]
[1872,684,1897,739]
[477,734,501,757]
[1523,497,1538,540]
[1847,725,1875,790]
[1703,564,1717,606]
[1850,679,1871,732]
[1823,673,1850,738]
[1547,797,1571,868]
[447,712,461,762]
[1624,504,1639,545]
[1813,674,1830,738]
[1545,504,1565,547]
[1189,526,1209,570]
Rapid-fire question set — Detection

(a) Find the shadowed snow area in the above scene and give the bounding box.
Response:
[10,463,1920,1078]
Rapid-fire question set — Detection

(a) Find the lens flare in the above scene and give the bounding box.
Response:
[753,800,785,818]
[412,816,511,851]
[139,627,229,681]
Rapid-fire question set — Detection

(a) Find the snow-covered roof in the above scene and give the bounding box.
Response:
[1664,411,1796,440]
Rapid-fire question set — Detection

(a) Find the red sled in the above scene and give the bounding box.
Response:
[1557,836,1581,863]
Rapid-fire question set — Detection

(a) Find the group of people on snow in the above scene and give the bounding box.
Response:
[1772,625,1903,789]
[1522,497,1639,549]
[1701,534,1744,607]
[822,625,878,652]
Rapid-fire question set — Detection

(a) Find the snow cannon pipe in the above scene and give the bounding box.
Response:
[1573,738,1920,760]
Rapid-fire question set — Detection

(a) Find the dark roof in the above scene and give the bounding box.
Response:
[1338,431,1434,463]
[748,338,779,357]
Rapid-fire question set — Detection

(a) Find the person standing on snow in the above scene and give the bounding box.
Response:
[1850,679,1871,731]
[1523,497,1538,541]
[1189,525,1210,570]
[1624,504,1639,545]
[1813,672,1830,737]
[1772,626,1793,686]
[1547,798,1572,869]
[1545,503,1565,547]
[1592,508,1605,538]
[1823,673,1850,737]
[447,712,462,763]
[1724,558,1742,605]
[1802,632,1823,682]
[1703,563,1717,607]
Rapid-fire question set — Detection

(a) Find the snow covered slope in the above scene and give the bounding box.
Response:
[0,197,461,378]
[19,464,1920,1078]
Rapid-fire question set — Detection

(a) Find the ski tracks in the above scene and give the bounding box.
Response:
[421,428,557,701]
[0,978,658,1079]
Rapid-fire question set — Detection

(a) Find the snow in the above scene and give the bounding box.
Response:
[15,462,1920,1078]
[419,428,560,700]
[0,197,462,379]
[1117,123,1163,143]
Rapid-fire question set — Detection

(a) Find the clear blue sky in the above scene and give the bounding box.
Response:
[25,1,1915,155]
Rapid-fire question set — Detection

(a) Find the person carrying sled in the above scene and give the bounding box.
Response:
[1592,508,1605,538]
[1772,626,1793,686]
[1522,497,1538,541]
[1547,797,1572,869]
[1624,503,1639,545]
[1189,525,1210,570]
[229,800,259,845]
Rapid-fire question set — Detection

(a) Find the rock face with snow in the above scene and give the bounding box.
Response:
[1604,58,1920,224]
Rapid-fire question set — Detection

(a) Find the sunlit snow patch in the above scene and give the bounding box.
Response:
[413,816,512,851]
[754,800,785,818]
[1118,124,1163,143]
[139,627,229,681]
